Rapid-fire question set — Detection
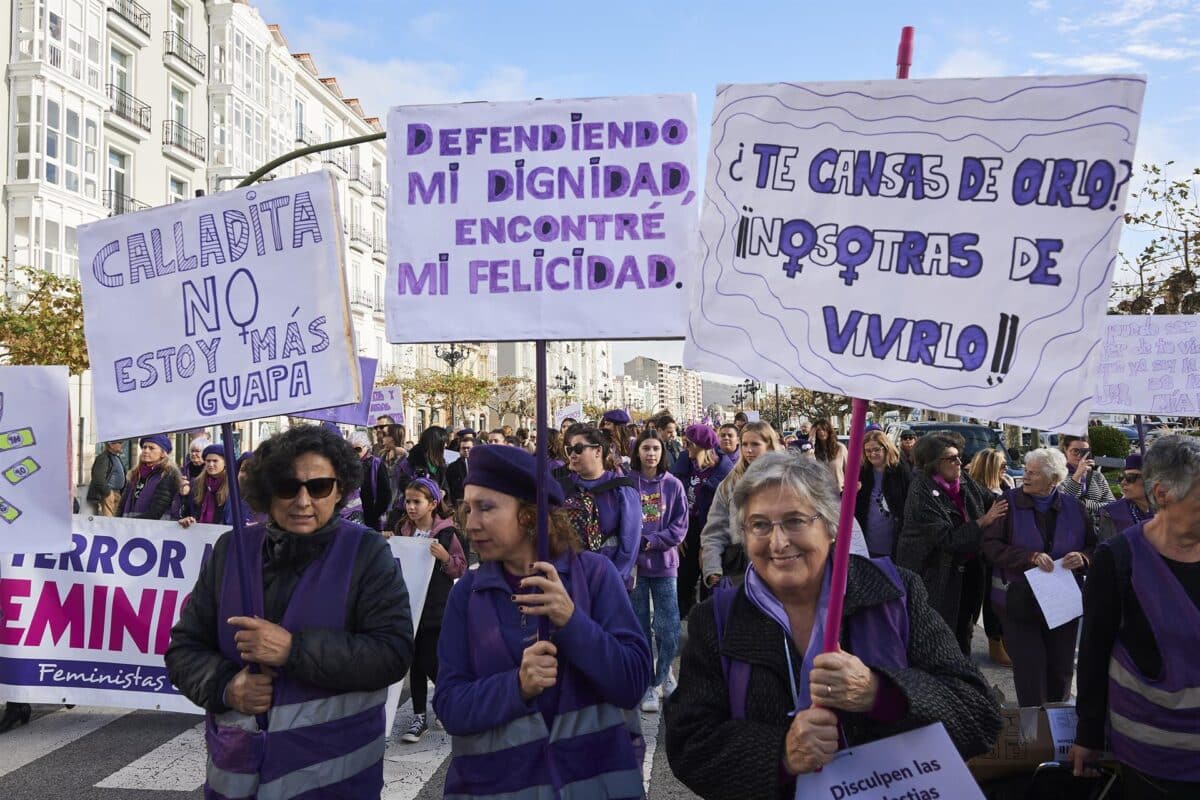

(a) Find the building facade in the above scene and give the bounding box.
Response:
[619,355,705,422]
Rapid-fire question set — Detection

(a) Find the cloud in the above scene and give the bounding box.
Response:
[1123,42,1195,59]
[1032,52,1142,71]
[1091,0,1159,27]
[409,11,449,40]
[300,15,357,42]
[1029,0,1051,10]
[929,49,1007,78]
[1129,11,1190,36]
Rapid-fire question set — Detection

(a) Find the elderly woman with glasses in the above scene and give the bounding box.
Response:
[1099,454,1154,542]
[982,447,1094,707]
[1070,435,1200,798]
[897,435,1008,656]
[664,451,1000,800]
[166,424,414,800]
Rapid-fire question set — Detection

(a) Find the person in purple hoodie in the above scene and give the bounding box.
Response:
[671,424,735,619]
[434,444,652,799]
[629,429,688,714]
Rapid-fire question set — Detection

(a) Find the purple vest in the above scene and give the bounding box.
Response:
[1102,499,1152,539]
[204,521,386,800]
[991,492,1086,609]
[713,557,909,721]
[1108,524,1200,781]
[122,468,170,517]
[446,552,644,800]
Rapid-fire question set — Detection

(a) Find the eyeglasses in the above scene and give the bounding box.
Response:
[272,477,339,499]
[565,443,601,456]
[743,513,823,538]
[1068,448,1090,457]
[864,446,885,455]
[1120,473,1142,484]
[353,446,365,453]
[940,455,963,465]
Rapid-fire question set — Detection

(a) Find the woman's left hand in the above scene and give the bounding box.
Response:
[809,648,880,713]
[430,540,449,562]
[513,562,576,628]
[1062,551,1086,570]
[228,616,293,667]
[178,516,196,529]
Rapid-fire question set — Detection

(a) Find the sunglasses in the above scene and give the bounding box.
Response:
[565,443,601,456]
[353,446,365,453]
[1120,473,1142,484]
[273,477,339,499]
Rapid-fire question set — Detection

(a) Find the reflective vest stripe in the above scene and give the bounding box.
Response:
[1110,658,1200,711]
[256,735,386,800]
[267,688,388,732]
[1110,710,1200,751]
[560,768,645,800]
[206,758,259,799]
[451,713,548,758]
[548,704,638,743]
[444,786,556,800]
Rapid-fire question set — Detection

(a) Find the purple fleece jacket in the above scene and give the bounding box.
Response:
[632,472,689,578]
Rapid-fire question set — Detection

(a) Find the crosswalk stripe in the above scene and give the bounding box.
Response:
[94,720,206,791]
[0,706,130,779]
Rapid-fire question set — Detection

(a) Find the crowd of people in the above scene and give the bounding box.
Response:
[3,412,1196,799]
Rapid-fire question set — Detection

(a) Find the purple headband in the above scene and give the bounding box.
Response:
[409,477,443,506]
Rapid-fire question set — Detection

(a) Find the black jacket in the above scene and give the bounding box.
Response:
[87,451,123,503]
[446,458,468,506]
[664,557,1001,800]
[119,469,179,520]
[165,520,414,713]
[854,462,912,555]
[896,471,994,628]
[358,454,392,531]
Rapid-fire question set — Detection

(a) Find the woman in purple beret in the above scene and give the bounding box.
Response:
[177,444,235,528]
[434,444,652,799]
[119,434,181,520]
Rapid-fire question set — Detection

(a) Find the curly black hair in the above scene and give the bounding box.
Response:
[240,424,363,514]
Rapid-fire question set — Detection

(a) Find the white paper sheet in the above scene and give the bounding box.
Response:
[1023,558,1083,629]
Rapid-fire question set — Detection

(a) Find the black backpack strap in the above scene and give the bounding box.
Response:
[589,476,637,494]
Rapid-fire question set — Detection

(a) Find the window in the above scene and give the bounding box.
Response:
[170,1,188,39]
[45,98,61,185]
[170,84,188,127]
[107,148,129,197]
[64,107,81,191]
[14,94,36,180]
[66,0,83,80]
[374,273,383,304]
[294,98,305,132]
[44,220,61,274]
[84,117,98,198]
[12,217,32,269]
[64,226,79,278]
[86,7,101,88]
[109,47,131,92]
[168,175,188,203]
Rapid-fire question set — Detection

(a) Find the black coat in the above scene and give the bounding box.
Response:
[854,462,912,556]
[896,472,994,629]
[165,521,414,713]
[358,455,392,532]
[664,557,1001,800]
[446,458,468,506]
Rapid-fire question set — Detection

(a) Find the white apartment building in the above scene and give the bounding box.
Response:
[612,373,656,414]
[496,340,614,419]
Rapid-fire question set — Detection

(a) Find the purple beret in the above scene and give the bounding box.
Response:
[465,445,564,507]
[602,409,631,426]
[1125,454,1143,471]
[684,424,719,451]
[139,434,172,454]
[201,444,225,461]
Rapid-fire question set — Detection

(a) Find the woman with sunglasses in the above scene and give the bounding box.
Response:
[434,445,652,799]
[1058,434,1115,522]
[561,423,641,589]
[166,424,414,800]
[897,435,1008,656]
[967,448,1016,666]
[665,451,1000,799]
[671,424,736,619]
[983,448,1094,706]
[1099,454,1155,542]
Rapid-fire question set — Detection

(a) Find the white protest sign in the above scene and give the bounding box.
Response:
[685,75,1145,434]
[1093,314,1200,414]
[0,367,71,554]
[794,723,983,800]
[386,95,699,342]
[555,403,583,428]
[1045,705,1079,761]
[0,516,223,712]
[1024,557,1083,629]
[78,171,359,440]
[370,385,406,424]
[384,535,437,734]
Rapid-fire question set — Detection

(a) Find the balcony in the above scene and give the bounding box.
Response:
[350,289,375,310]
[349,225,372,251]
[108,0,151,42]
[371,177,385,203]
[102,190,149,216]
[295,124,317,146]
[163,32,205,78]
[351,167,373,192]
[321,149,349,173]
[106,84,151,136]
[373,295,386,314]
[162,119,206,164]
[371,234,387,261]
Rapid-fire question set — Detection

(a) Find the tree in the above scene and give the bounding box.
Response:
[1112,162,1200,314]
[0,266,89,374]
[400,369,493,428]
[583,402,605,422]
[485,376,533,427]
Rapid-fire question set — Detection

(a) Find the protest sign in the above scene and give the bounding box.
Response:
[383,535,436,734]
[297,357,378,426]
[0,366,71,554]
[386,95,699,342]
[369,385,405,424]
[78,171,360,440]
[554,403,583,428]
[1093,314,1200,414]
[684,75,1145,433]
[795,723,983,800]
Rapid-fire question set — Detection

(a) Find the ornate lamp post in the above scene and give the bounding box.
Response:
[556,367,576,406]
[435,343,470,427]
[599,386,613,406]
[742,379,761,411]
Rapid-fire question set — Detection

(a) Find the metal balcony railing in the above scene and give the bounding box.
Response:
[321,149,349,173]
[295,124,317,145]
[372,177,385,199]
[352,168,373,190]
[372,234,387,252]
[102,189,149,216]
[163,31,206,76]
[350,289,374,308]
[110,0,151,37]
[106,84,151,132]
[163,119,206,161]
[350,225,372,247]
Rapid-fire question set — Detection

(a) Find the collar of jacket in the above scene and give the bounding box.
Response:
[264,517,340,566]
[912,471,983,511]
[720,557,904,670]
[1008,486,1067,511]
[471,549,576,594]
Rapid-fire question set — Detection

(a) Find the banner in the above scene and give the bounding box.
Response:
[1093,314,1200,414]
[0,517,432,713]
[78,171,360,440]
[555,403,583,428]
[386,95,700,342]
[0,367,71,554]
[369,385,406,425]
[684,75,1146,433]
[297,357,379,426]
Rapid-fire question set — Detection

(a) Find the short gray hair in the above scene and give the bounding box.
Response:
[1024,447,1068,483]
[1144,434,1200,503]
[730,450,841,544]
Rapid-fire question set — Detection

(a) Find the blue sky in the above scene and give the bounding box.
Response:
[255,0,1200,376]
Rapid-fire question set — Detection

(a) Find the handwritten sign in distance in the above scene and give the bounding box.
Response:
[1093,314,1200,415]
[684,75,1145,433]
[78,172,359,440]
[385,94,699,342]
[0,366,70,554]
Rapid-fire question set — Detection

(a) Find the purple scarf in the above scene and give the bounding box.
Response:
[933,475,966,520]
[1031,487,1057,514]
[197,475,223,523]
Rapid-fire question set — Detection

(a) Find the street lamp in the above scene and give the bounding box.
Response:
[435,343,471,428]
[742,379,761,410]
[556,367,576,403]
[731,388,746,409]
[599,386,613,405]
